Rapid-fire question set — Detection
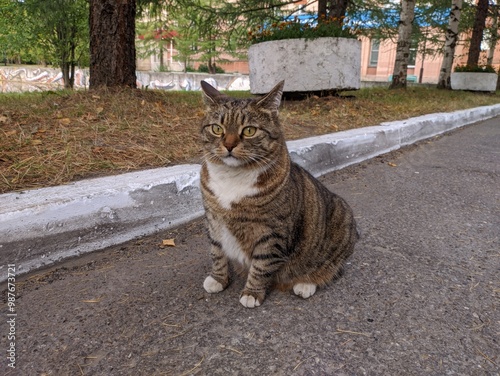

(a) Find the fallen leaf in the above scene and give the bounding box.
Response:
[0,115,8,123]
[5,130,17,136]
[388,162,397,167]
[32,139,43,146]
[92,95,101,100]
[96,107,104,114]
[162,238,175,247]
[84,113,98,121]
[59,118,71,125]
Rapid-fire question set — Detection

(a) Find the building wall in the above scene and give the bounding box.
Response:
[136,33,500,82]
[360,33,500,84]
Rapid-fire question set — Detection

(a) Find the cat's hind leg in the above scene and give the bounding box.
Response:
[293,283,317,299]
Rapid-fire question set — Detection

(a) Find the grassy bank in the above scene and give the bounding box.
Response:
[1,86,499,193]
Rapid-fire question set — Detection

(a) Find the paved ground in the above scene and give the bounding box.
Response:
[1,117,499,375]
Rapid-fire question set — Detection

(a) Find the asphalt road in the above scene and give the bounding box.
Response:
[2,117,499,375]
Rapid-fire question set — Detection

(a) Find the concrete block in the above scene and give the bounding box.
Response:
[451,72,498,92]
[248,38,361,94]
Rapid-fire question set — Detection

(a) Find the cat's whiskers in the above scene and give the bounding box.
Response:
[203,147,276,171]
[201,152,222,167]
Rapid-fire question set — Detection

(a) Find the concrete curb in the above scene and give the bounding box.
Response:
[1,104,500,281]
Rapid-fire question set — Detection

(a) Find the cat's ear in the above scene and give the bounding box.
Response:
[256,80,284,111]
[201,80,226,106]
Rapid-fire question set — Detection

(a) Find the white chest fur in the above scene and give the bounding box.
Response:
[218,223,250,266]
[206,162,261,210]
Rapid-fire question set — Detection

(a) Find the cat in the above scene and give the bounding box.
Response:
[199,80,359,308]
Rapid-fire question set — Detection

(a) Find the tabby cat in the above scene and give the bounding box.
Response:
[199,80,358,308]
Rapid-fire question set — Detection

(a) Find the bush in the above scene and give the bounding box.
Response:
[198,64,225,74]
[248,15,357,44]
[454,65,497,73]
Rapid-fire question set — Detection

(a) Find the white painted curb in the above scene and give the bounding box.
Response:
[288,104,500,177]
[1,104,499,281]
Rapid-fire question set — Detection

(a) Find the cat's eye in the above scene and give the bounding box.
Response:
[242,126,257,137]
[211,124,224,136]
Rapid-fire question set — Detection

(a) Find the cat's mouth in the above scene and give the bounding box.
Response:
[222,155,244,167]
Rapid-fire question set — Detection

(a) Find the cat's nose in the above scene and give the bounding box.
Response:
[223,138,238,152]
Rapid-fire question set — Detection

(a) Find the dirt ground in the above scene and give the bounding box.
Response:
[1,117,499,375]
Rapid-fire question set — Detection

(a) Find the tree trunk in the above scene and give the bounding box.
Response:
[208,58,216,74]
[89,0,137,89]
[67,30,77,89]
[328,0,350,25]
[487,5,498,66]
[318,0,327,20]
[62,62,72,89]
[466,0,489,67]
[159,44,165,71]
[437,0,462,90]
[318,0,349,25]
[390,0,416,89]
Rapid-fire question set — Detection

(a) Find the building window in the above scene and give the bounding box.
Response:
[408,40,417,67]
[369,39,380,67]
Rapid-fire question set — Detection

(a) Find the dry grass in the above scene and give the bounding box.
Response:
[1,86,499,193]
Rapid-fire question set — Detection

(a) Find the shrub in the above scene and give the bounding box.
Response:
[454,65,497,73]
[198,64,225,74]
[248,15,357,44]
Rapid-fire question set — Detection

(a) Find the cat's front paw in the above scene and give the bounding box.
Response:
[203,276,225,293]
[239,294,262,308]
[293,283,317,299]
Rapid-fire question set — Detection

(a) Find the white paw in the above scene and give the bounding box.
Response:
[203,276,224,293]
[293,283,317,299]
[239,294,261,308]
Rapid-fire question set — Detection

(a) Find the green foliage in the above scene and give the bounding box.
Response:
[0,0,89,74]
[454,65,497,73]
[248,15,357,44]
[166,0,245,73]
[136,6,174,71]
[0,0,38,63]
[26,0,89,87]
[198,63,225,73]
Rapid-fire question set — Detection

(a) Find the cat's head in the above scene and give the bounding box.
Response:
[200,81,285,168]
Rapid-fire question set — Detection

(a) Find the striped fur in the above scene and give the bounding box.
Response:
[199,81,359,308]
